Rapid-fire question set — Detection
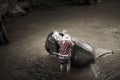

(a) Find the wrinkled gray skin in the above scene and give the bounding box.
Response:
[45,32,95,66]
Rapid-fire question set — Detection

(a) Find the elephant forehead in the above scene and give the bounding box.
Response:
[52,31,62,41]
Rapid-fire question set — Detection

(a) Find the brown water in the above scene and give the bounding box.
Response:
[0,0,120,80]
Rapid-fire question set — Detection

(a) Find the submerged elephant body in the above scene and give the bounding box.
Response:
[45,32,95,66]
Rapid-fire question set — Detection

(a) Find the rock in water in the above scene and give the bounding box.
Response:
[10,4,26,16]
[18,1,31,10]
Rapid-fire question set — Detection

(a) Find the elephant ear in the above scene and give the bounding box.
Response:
[45,32,59,54]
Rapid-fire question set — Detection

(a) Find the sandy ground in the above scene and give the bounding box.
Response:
[0,0,120,80]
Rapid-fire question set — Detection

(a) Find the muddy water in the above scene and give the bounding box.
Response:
[0,0,120,80]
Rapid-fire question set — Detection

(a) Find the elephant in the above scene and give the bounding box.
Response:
[45,31,95,66]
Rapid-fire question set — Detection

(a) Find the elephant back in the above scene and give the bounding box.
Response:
[71,40,95,66]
